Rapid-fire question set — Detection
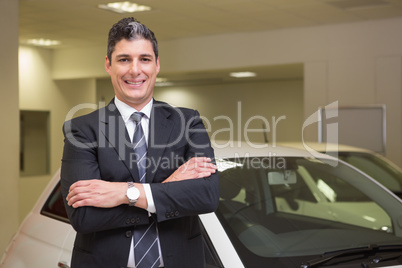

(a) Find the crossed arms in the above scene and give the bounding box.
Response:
[60,106,220,234]
[66,157,217,210]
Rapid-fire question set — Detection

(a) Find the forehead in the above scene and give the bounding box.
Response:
[112,38,155,58]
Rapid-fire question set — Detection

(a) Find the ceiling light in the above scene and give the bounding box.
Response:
[229,72,257,78]
[324,0,390,10]
[155,78,173,87]
[26,39,61,47]
[98,2,151,13]
[155,82,174,87]
[156,77,168,83]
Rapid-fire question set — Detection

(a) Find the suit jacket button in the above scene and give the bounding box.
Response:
[130,218,137,224]
[136,217,140,223]
[170,212,175,217]
[174,211,180,217]
[125,219,131,225]
[125,231,132,238]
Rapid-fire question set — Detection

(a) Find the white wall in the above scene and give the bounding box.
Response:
[18,46,97,222]
[97,78,304,144]
[0,0,19,256]
[154,81,304,144]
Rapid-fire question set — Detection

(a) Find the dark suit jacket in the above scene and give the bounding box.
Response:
[60,99,220,268]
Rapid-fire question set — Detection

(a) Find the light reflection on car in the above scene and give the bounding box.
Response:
[281,142,402,199]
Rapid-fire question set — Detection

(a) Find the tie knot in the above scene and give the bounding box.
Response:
[131,112,145,123]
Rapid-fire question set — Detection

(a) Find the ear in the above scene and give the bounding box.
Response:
[104,55,111,75]
[156,57,160,75]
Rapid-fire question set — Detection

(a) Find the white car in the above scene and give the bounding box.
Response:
[2,142,402,267]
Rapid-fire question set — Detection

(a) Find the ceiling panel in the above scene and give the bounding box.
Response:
[16,0,402,83]
[348,5,402,19]
[19,0,402,48]
[283,2,362,24]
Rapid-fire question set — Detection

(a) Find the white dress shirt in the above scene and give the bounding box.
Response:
[114,97,163,267]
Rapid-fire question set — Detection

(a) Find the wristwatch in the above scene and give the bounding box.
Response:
[126,181,140,206]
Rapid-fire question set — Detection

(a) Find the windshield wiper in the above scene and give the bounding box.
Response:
[367,251,402,265]
[301,244,402,268]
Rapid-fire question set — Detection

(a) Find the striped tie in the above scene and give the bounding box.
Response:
[133,218,161,268]
[131,112,161,268]
[131,112,147,183]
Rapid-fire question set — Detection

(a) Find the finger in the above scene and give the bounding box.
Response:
[69,191,101,207]
[196,171,213,178]
[67,188,81,201]
[191,157,211,162]
[195,168,216,175]
[197,161,217,168]
[67,182,97,203]
[178,162,196,173]
[185,157,211,167]
[69,179,93,193]
[71,198,92,208]
[185,158,214,170]
[67,185,88,200]
[199,166,217,173]
[192,163,217,173]
[72,201,83,208]
[67,191,89,206]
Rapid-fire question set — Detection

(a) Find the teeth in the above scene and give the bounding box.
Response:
[126,81,143,85]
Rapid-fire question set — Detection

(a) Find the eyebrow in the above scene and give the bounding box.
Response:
[115,53,154,59]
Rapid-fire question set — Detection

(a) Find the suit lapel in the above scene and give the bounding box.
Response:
[100,100,140,182]
[147,101,174,183]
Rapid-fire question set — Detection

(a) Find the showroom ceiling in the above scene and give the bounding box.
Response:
[19,0,402,49]
[18,0,402,82]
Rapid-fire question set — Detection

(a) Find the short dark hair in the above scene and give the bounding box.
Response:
[107,17,158,63]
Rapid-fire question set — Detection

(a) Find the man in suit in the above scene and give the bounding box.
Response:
[60,17,219,268]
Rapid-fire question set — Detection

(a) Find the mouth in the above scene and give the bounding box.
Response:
[125,80,145,85]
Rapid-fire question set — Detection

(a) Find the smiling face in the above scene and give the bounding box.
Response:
[105,38,160,110]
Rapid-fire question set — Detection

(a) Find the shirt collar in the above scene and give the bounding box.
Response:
[114,97,153,123]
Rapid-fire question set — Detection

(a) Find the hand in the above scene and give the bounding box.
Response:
[163,157,217,183]
[67,180,127,208]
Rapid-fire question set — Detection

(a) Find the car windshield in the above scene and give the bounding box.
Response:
[334,152,402,195]
[215,156,402,267]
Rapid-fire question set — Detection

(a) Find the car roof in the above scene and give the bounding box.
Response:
[277,141,373,153]
[212,140,334,160]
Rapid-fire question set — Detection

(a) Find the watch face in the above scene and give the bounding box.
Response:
[127,187,140,200]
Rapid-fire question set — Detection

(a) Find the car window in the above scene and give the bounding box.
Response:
[274,161,391,230]
[337,152,402,193]
[215,157,400,267]
[41,181,70,224]
[296,162,372,202]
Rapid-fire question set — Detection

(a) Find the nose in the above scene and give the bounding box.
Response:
[128,60,141,76]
